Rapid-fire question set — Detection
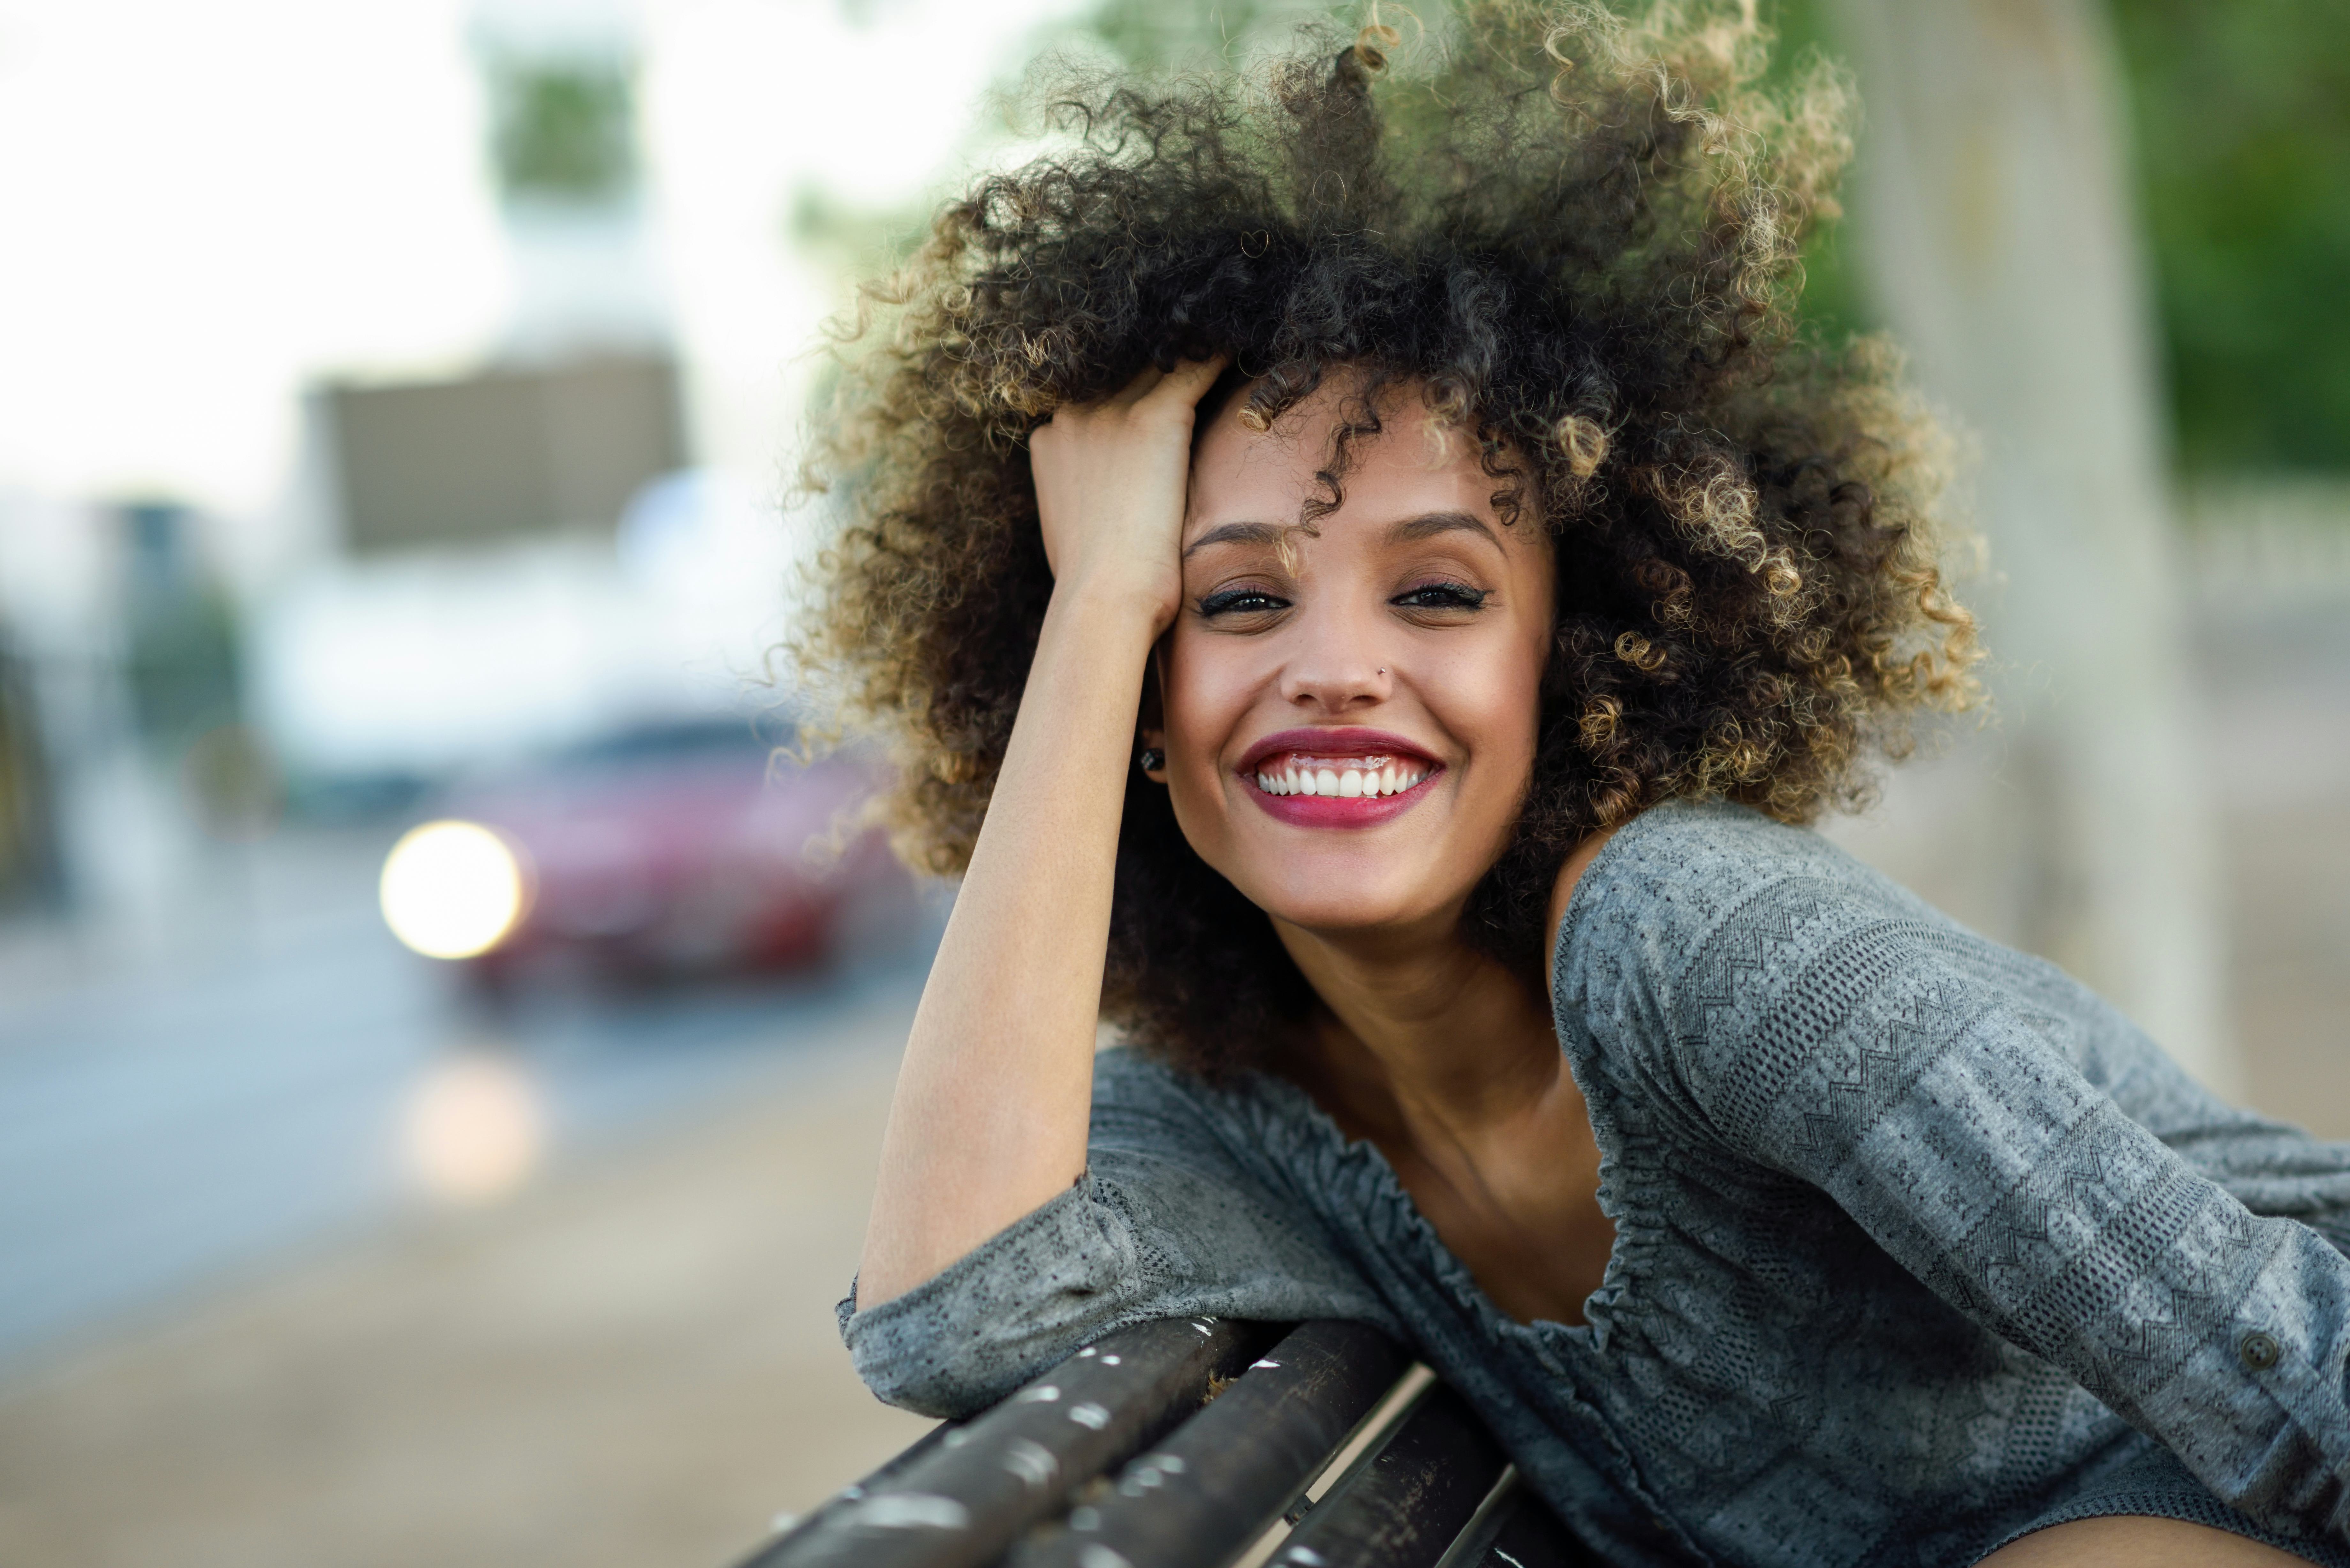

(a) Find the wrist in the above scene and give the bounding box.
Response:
[1047,569,1177,644]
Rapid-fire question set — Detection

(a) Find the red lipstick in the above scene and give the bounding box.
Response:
[1235,727,1443,830]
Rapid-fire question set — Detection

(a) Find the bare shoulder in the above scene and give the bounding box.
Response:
[1545,824,1625,1004]
[1541,801,1882,1004]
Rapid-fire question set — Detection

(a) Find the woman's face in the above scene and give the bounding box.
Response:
[1147,379,1556,939]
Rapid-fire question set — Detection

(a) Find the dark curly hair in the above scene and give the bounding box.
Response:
[799,0,1981,1079]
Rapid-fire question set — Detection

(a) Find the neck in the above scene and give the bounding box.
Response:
[1270,910,1560,1145]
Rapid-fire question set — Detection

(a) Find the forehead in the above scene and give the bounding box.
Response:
[1185,381,1525,545]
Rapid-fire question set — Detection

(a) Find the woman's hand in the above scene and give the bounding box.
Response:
[1030,359,1226,635]
[855,356,1224,1312]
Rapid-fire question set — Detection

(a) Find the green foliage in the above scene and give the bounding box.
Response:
[489,58,638,204]
[1054,0,1876,342]
[2110,0,2350,472]
[1762,0,2350,472]
[1755,0,1872,347]
[1075,0,1343,70]
[1083,0,1262,68]
[789,186,929,275]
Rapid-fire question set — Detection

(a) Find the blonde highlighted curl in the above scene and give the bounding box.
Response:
[799,0,1981,1078]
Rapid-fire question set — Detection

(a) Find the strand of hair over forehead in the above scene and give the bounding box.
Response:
[1027,0,1852,620]
[841,0,1901,632]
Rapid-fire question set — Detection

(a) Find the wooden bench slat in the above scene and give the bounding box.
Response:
[1434,1471,1593,1568]
[745,1317,1273,1568]
[740,1319,1594,1568]
[1269,1381,1509,1568]
[1006,1320,1413,1568]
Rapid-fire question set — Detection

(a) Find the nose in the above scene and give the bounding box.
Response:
[1278,602,1393,715]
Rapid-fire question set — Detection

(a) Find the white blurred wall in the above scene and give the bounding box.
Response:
[0,0,1089,544]
[0,0,1093,788]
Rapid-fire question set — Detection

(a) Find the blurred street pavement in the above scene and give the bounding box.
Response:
[0,1031,931,1568]
[0,815,939,1568]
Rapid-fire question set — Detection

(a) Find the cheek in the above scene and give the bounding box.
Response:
[1156,626,1254,774]
[1458,610,1551,804]
[1153,632,1260,869]
[1471,659,1544,780]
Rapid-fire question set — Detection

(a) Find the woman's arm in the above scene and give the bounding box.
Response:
[1573,818,2350,1541]
[844,1049,1398,1416]
[854,360,1224,1310]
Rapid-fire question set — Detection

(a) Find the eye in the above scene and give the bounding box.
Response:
[1391,581,1490,612]
[1199,587,1291,617]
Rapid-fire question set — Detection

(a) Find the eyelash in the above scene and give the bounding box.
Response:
[1393,582,1489,612]
[1198,587,1290,616]
[1195,582,1490,618]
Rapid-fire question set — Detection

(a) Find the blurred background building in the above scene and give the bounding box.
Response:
[0,0,2343,1565]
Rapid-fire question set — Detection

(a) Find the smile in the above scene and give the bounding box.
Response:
[1236,728,1442,829]
[1251,757,1430,797]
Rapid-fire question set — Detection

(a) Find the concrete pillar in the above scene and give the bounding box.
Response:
[1819,0,2236,1092]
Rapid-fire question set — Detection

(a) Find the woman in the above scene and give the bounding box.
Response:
[804,5,2350,1563]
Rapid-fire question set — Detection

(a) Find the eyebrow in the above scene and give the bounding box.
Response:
[1181,521,1285,560]
[1181,511,1503,560]
[1389,510,1503,549]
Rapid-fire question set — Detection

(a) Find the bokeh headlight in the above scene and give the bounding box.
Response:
[379,820,531,960]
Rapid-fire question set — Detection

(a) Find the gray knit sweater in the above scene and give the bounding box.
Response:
[840,801,2350,1567]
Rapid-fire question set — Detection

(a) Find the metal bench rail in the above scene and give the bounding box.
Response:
[742,1319,1588,1568]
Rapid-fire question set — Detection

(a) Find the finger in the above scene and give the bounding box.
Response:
[1141,355,1231,410]
[1105,364,1168,410]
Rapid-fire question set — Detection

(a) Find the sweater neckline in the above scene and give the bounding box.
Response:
[1211,806,1698,1354]
[1233,1059,1615,1354]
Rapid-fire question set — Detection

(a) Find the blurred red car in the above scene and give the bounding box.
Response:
[378,719,917,988]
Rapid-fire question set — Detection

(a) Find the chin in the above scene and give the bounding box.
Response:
[1225,844,1458,937]
[1172,777,1493,936]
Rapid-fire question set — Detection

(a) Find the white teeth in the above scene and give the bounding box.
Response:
[1254,756,1435,800]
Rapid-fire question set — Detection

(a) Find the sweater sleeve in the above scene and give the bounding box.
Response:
[837,1048,1391,1418]
[2125,1082,2350,1263]
[1564,809,2350,1543]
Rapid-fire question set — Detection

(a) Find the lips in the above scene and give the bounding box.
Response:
[1235,727,1442,829]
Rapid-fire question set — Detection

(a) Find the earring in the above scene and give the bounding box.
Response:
[1138,748,1166,773]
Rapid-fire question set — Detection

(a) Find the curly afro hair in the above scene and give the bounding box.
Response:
[799,0,1981,1079]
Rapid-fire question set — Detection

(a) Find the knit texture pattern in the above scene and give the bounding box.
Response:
[841,801,2350,1567]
